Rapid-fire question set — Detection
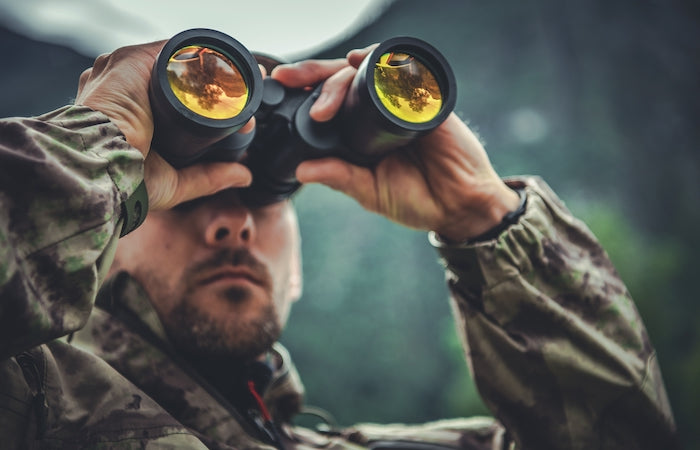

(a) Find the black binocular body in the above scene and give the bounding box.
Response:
[149,29,456,206]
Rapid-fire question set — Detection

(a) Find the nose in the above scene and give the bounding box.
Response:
[203,203,255,247]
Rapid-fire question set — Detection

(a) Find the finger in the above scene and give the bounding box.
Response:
[91,52,112,74]
[258,63,268,78]
[271,58,349,88]
[238,116,256,135]
[175,161,252,201]
[148,158,253,210]
[296,158,378,211]
[347,43,379,68]
[309,66,356,122]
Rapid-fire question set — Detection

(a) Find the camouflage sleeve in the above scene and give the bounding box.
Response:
[431,176,678,449]
[0,105,143,360]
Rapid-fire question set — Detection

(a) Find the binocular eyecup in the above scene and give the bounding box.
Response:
[149,28,456,207]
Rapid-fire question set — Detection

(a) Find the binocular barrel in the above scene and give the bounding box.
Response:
[149,29,456,206]
[149,29,263,168]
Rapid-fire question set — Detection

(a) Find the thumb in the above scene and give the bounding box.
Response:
[296,158,378,210]
[175,161,252,199]
[147,158,252,210]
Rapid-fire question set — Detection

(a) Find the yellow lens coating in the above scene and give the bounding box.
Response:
[374,52,442,123]
[166,46,249,119]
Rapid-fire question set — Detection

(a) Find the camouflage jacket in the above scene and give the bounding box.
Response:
[0,106,678,449]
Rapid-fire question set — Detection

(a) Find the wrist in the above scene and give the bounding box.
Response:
[434,183,525,244]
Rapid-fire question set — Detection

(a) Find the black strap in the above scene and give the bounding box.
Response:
[467,187,527,244]
[119,180,148,237]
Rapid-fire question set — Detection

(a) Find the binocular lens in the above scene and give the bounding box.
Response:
[373,51,442,124]
[166,45,249,119]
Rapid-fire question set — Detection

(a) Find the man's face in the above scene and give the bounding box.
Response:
[111,190,301,362]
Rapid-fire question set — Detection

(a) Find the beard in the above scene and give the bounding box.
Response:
[159,248,282,363]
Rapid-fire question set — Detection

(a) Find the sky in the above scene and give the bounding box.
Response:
[0,0,383,58]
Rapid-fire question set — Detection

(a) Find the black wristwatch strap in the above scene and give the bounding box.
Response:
[119,180,148,237]
[466,187,528,244]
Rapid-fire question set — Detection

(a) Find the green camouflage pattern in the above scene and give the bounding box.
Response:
[0,106,143,360]
[0,107,677,449]
[431,177,678,449]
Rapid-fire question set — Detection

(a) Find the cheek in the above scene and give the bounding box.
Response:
[132,228,179,263]
[116,218,192,290]
[257,211,300,310]
[257,212,298,270]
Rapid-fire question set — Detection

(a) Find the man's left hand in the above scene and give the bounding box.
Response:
[272,47,520,242]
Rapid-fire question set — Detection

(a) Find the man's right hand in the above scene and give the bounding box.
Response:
[75,41,253,210]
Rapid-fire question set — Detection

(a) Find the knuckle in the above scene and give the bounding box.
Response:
[91,52,112,71]
[77,68,93,92]
[79,68,92,81]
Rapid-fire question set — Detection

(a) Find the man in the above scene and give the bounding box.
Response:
[0,37,678,449]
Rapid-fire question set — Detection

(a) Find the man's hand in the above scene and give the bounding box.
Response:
[272,47,520,242]
[75,41,253,210]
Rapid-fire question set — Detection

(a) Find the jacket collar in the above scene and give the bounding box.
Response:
[73,272,305,444]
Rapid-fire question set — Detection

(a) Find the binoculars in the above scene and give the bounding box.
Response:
[149,29,456,206]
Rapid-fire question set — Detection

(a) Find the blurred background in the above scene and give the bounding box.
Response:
[1,0,698,447]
